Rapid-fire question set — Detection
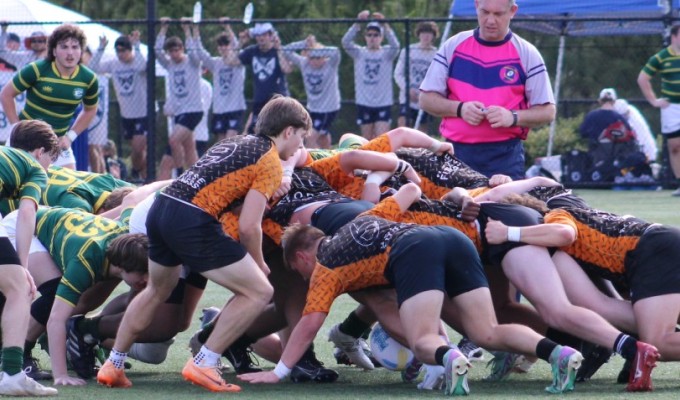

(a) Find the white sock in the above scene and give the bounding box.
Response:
[109,348,128,370]
[194,345,220,367]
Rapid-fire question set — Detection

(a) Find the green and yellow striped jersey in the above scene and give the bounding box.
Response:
[12,60,99,134]
[35,207,128,306]
[0,146,46,211]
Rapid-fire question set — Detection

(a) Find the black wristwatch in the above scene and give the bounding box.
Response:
[510,110,519,127]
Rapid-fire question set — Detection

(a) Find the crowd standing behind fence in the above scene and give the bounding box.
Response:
[0,16,676,187]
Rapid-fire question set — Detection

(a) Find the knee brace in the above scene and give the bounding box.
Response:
[30,278,60,326]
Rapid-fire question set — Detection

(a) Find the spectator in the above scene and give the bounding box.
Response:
[394,21,438,132]
[342,10,400,140]
[155,17,203,179]
[239,22,292,134]
[6,32,20,51]
[195,18,246,141]
[638,24,680,196]
[614,99,658,162]
[0,24,47,68]
[579,89,632,143]
[420,0,555,180]
[579,88,650,184]
[89,31,148,180]
[283,35,341,149]
[0,24,99,170]
[80,47,109,174]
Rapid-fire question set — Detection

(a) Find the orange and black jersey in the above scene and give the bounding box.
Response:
[267,167,352,227]
[527,185,590,210]
[395,148,489,199]
[303,214,417,315]
[163,135,282,218]
[369,196,482,253]
[544,208,652,285]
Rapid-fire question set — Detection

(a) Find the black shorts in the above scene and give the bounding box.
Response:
[174,112,204,131]
[146,195,247,272]
[625,225,680,303]
[356,105,392,125]
[311,200,374,235]
[121,117,148,140]
[212,111,244,134]
[0,237,21,266]
[384,226,488,306]
[185,271,208,289]
[399,104,430,124]
[309,111,338,135]
[478,202,544,266]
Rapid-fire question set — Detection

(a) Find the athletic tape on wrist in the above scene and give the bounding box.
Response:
[273,361,291,379]
[507,226,521,242]
[66,130,78,142]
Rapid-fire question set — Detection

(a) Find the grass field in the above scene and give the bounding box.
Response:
[43,188,680,399]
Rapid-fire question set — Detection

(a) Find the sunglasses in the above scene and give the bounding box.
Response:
[115,47,129,53]
[31,39,46,44]
[365,33,380,38]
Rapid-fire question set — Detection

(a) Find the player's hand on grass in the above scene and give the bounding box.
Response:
[238,371,280,384]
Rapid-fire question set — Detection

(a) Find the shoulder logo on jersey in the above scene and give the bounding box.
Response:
[349,219,381,247]
[193,141,238,168]
[253,57,276,81]
[73,87,84,99]
[499,65,519,84]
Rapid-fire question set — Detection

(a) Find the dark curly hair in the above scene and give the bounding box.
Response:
[47,24,87,63]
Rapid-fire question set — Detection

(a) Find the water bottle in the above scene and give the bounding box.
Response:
[193,2,202,24]
[243,2,254,25]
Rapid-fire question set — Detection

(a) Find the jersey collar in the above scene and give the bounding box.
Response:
[473,27,513,47]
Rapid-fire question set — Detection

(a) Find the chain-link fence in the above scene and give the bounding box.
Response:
[0,16,674,186]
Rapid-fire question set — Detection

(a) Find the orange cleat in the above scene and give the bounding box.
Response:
[96,360,132,388]
[181,358,241,393]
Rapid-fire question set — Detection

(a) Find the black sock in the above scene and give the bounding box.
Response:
[78,315,103,341]
[545,328,581,348]
[360,328,371,340]
[197,320,216,343]
[339,311,372,339]
[435,346,451,366]
[613,333,637,361]
[535,338,559,362]
[23,341,36,359]
[299,344,317,363]
[231,334,255,350]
